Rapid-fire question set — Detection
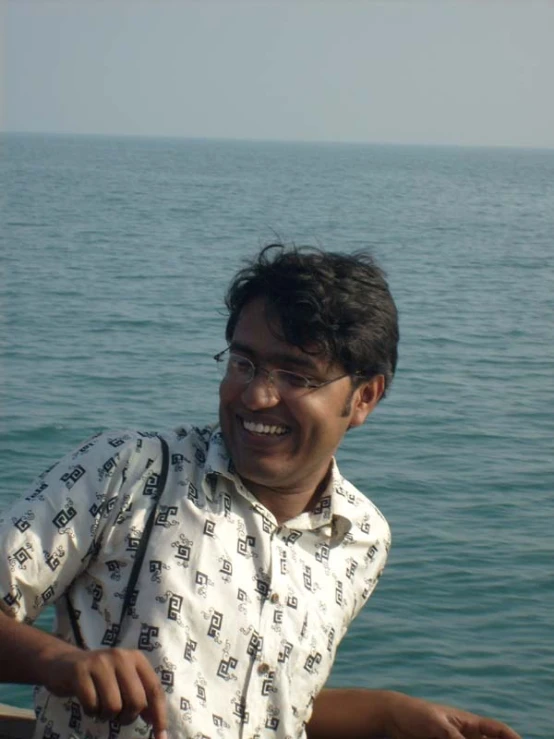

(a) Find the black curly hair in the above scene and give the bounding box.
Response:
[224,244,399,397]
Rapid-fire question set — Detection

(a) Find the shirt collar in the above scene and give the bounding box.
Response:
[202,426,236,489]
[202,426,353,543]
[286,459,353,543]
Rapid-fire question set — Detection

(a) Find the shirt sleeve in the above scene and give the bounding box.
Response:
[349,513,391,623]
[0,430,162,624]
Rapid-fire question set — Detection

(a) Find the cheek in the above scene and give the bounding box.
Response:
[300,399,350,442]
[219,379,236,405]
[296,403,332,439]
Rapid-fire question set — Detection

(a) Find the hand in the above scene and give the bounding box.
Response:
[382,692,521,739]
[38,646,167,739]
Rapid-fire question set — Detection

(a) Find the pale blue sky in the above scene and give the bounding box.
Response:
[3,0,554,148]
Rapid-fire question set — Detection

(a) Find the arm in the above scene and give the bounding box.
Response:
[306,688,388,738]
[0,610,168,739]
[306,688,522,739]
[0,431,168,737]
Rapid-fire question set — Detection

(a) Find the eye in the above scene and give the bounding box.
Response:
[278,370,312,389]
[229,355,253,376]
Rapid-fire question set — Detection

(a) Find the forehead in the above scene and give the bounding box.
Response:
[231,298,329,372]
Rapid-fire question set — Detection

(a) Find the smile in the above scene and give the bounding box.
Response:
[241,418,290,436]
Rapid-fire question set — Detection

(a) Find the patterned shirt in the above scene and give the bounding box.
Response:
[0,425,391,739]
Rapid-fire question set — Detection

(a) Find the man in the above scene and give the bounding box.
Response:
[0,245,520,739]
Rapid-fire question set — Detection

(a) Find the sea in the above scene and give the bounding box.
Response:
[1,133,552,738]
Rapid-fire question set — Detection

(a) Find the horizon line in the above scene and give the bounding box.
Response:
[2,129,553,153]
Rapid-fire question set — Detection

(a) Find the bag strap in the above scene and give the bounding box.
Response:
[66,435,169,649]
[114,435,169,645]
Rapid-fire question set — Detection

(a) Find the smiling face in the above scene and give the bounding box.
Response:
[218,298,384,519]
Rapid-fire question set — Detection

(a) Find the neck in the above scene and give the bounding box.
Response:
[241,468,332,525]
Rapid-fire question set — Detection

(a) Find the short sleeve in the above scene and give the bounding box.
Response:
[349,513,391,623]
[0,430,159,623]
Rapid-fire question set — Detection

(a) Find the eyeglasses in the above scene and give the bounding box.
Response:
[213,348,352,399]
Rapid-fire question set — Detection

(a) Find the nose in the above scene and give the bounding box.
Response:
[240,372,280,410]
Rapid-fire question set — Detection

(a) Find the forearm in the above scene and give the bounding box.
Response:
[0,610,79,685]
[306,688,392,739]
[307,687,522,739]
[0,611,169,737]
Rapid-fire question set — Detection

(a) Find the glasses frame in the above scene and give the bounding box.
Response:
[213,347,356,395]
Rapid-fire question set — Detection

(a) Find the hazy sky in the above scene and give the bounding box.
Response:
[3,0,554,148]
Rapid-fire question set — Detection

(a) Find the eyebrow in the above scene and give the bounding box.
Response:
[229,340,320,373]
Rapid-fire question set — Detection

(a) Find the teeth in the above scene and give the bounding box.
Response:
[243,419,288,436]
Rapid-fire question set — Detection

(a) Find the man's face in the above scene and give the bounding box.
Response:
[218,298,383,506]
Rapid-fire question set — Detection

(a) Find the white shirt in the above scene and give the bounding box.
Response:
[0,425,391,739]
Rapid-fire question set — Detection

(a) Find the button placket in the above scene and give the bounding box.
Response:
[247,524,284,735]
[257,528,283,661]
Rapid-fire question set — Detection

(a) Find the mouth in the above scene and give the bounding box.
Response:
[238,415,291,438]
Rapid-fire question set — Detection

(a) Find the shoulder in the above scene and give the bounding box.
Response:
[155,424,219,460]
[53,423,219,481]
[57,429,159,464]
[86,426,222,485]
[58,430,161,480]
[69,425,216,463]
[21,429,180,506]
[335,475,391,546]
[164,424,217,449]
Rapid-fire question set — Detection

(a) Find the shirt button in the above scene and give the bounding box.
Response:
[270,593,280,604]
[257,662,270,675]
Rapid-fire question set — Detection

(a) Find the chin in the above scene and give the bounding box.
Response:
[234,458,277,484]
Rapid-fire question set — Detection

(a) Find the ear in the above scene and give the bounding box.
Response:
[348,375,385,429]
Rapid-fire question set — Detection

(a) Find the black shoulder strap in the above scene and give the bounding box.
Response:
[66,435,169,649]
[114,435,169,646]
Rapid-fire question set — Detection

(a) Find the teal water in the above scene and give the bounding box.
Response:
[1,133,553,738]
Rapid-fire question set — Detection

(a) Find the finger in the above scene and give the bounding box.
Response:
[472,717,522,739]
[74,671,101,719]
[114,662,148,726]
[136,656,168,739]
[442,726,467,739]
[90,659,123,721]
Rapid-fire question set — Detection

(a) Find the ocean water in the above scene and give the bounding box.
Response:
[1,133,553,738]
